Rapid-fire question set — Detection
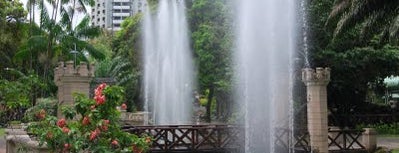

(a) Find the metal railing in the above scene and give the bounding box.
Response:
[122,124,244,152]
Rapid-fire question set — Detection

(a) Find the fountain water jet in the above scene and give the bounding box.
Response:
[143,0,194,125]
[234,0,297,152]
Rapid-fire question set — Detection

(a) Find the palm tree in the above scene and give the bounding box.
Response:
[15,0,104,92]
[326,0,399,45]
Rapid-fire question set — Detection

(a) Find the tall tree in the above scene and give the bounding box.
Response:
[189,0,233,122]
[326,0,399,45]
[0,0,27,77]
[307,0,399,127]
[111,14,144,111]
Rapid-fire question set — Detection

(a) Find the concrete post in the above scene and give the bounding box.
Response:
[302,67,330,153]
[362,128,377,152]
[54,61,94,117]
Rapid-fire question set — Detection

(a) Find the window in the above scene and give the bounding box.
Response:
[97,11,100,14]
[122,2,129,6]
[113,16,121,20]
[97,18,100,22]
[113,9,121,13]
[103,10,105,13]
[122,9,129,13]
[102,24,105,28]
[102,17,105,21]
[113,2,121,6]
[114,24,120,27]
[97,3,100,7]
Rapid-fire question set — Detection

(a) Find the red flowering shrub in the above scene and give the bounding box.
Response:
[121,103,128,110]
[28,83,150,152]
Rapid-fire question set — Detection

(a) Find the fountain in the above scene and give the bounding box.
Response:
[235,0,297,152]
[143,0,194,125]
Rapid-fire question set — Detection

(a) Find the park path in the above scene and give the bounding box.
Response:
[0,136,5,153]
[378,136,399,150]
[0,135,398,153]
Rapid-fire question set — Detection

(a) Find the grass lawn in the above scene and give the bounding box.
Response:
[378,135,399,138]
[393,149,399,153]
[0,128,4,137]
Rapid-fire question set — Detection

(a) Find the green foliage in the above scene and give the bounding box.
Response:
[0,128,4,136]
[111,14,144,111]
[94,59,113,78]
[0,70,46,123]
[0,0,28,77]
[326,0,399,45]
[307,0,399,127]
[189,0,233,122]
[23,98,58,122]
[28,84,150,153]
[9,0,104,99]
[358,122,399,135]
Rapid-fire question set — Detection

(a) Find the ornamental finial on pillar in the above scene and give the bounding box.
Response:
[302,67,330,85]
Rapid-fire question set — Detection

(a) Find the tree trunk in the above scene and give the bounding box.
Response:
[206,85,214,122]
[215,92,220,120]
[71,0,76,29]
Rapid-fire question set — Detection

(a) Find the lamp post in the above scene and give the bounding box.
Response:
[70,44,79,68]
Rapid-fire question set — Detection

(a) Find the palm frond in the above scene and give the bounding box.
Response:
[38,1,51,29]
[59,6,72,30]
[330,0,399,44]
[326,0,351,26]
[74,16,100,39]
[388,15,399,43]
[359,11,385,42]
[82,42,105,60]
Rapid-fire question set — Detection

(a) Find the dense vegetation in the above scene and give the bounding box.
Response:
[0,0,398,127]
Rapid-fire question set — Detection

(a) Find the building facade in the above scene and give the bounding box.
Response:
[91,0,146,31]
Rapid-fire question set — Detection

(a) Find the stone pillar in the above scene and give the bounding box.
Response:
[362,128,377,152]
[302,67,330,153]
[54,61,94,117]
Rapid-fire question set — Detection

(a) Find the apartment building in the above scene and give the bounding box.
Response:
[91,0,146,31]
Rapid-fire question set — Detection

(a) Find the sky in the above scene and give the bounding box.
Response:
[20,0,90,27]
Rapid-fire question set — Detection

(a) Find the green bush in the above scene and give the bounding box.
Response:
[27,83,150,153]
[358,122,399,135]
[23,98,58,122]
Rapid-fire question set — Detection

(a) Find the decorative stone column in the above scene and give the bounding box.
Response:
[54,61,94,117]
[362,128,377,152]
[302,67,330,153]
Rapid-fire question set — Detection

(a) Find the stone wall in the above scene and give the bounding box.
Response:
[5,126,50,153]
[54,61,94,117]
[119,110,149,125]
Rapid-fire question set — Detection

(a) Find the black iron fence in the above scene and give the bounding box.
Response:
[123,125,368,153]
[122,124,244,153]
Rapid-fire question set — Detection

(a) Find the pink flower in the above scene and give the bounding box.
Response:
[111,139,119,146]
[103,119,110,125]
[62,127,70,134]
[121,103,127,110]
[82,116,90,125]
[57,118,66,128]
[64,143,71,150]
[89,129,100,141]
[95,95,106,105]
[94,88,102,97]
[46,132,53,139]
[93,83,107,105]
[98,83,107,90]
